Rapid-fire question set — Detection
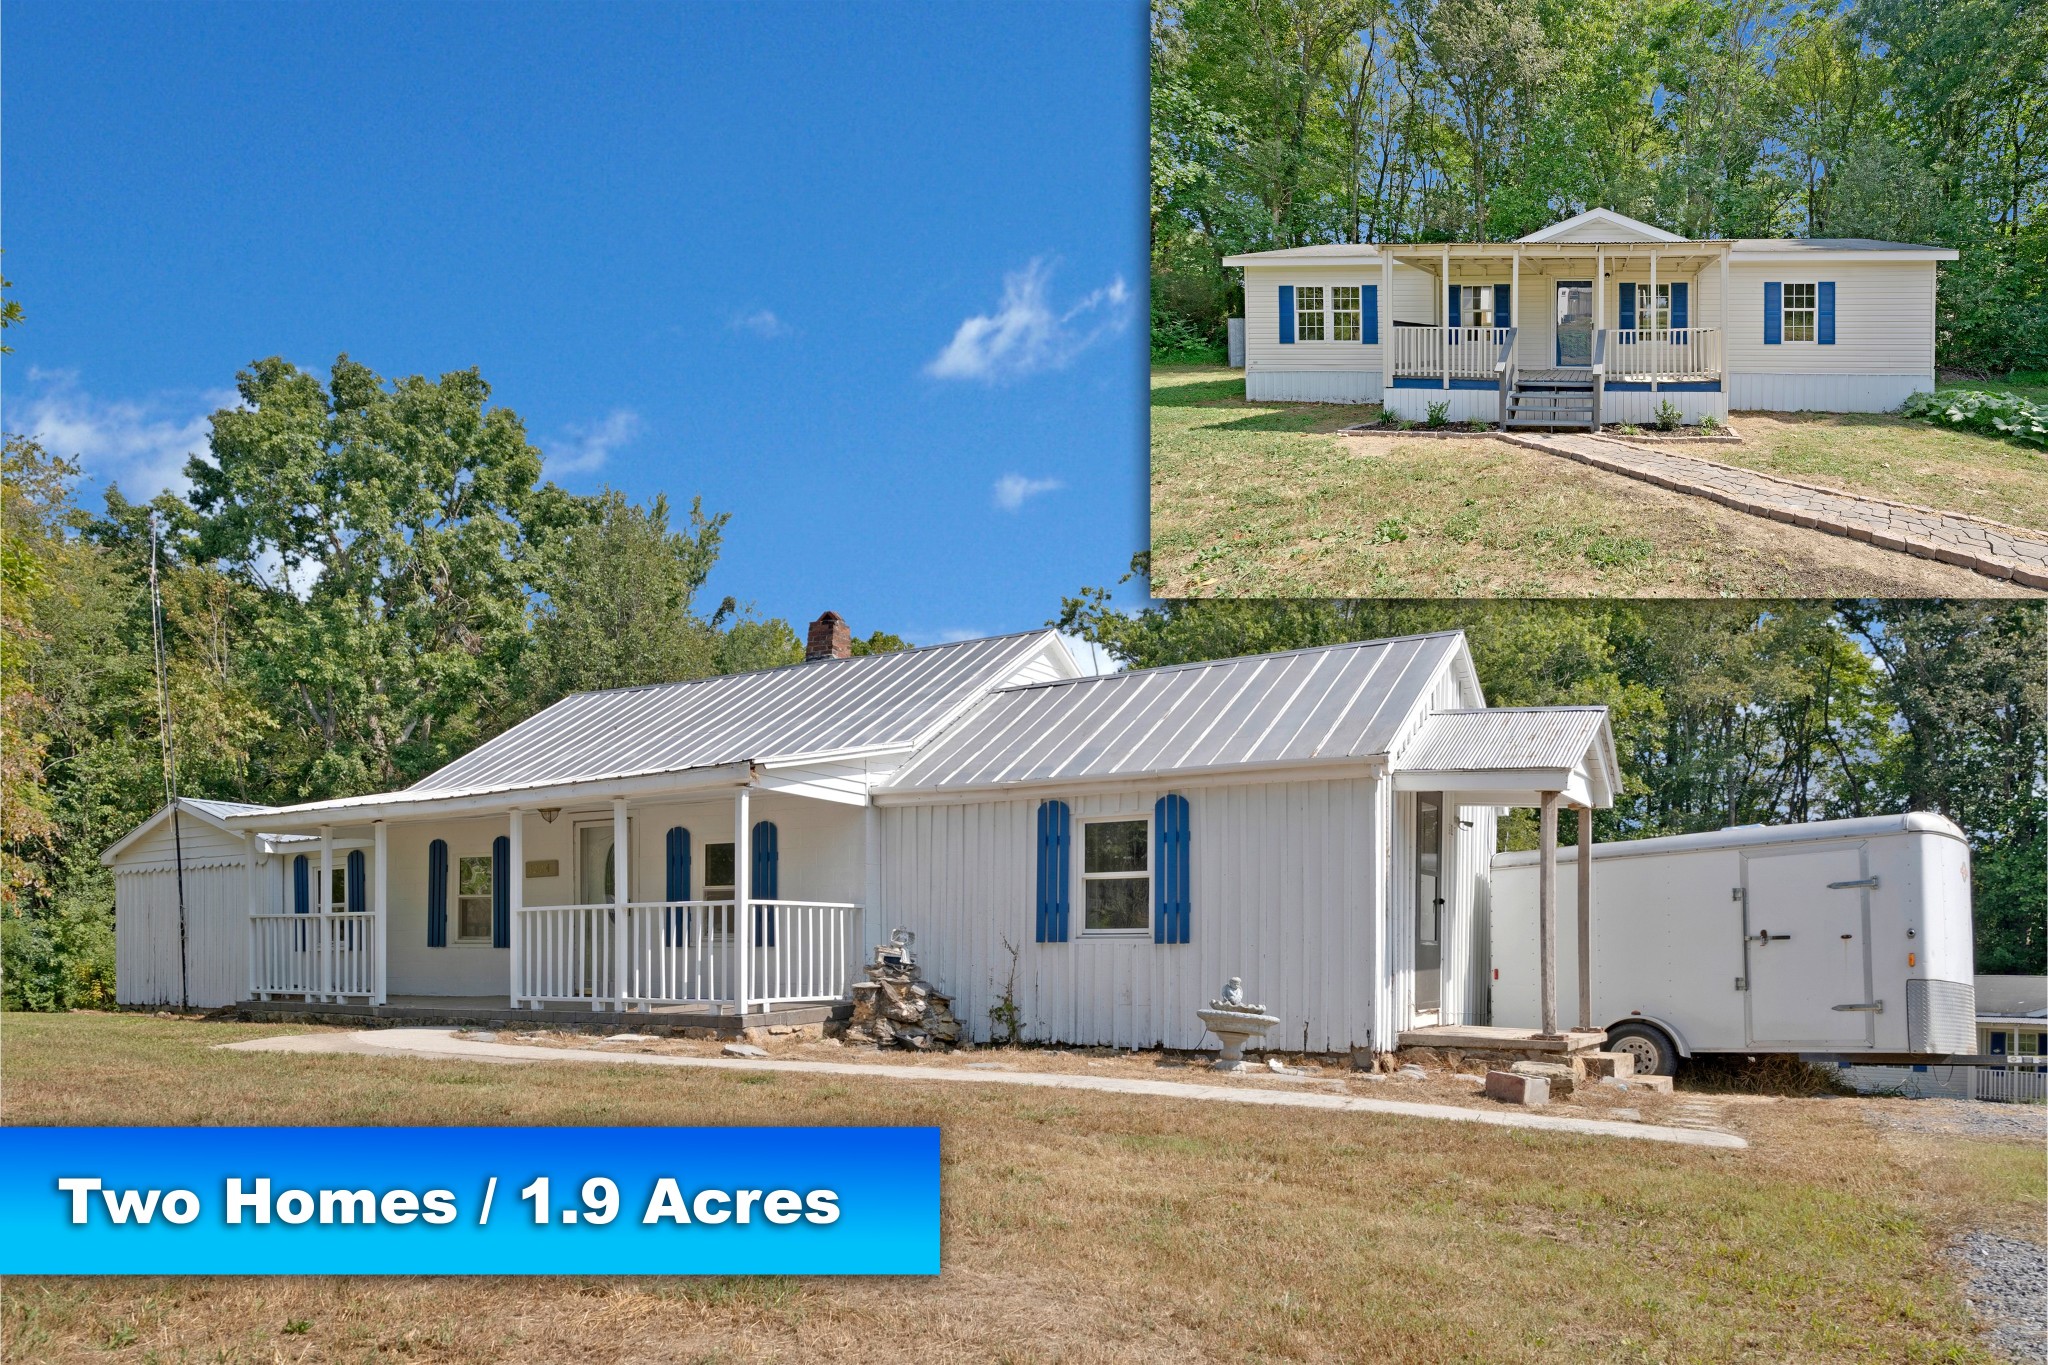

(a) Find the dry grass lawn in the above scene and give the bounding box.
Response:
[5,1012,2042,1364]
[1150,367,2042,598]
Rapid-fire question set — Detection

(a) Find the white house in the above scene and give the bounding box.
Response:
[1222,207,1958,428]
[105,616,1618,1055]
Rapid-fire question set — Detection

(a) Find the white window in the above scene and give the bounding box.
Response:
[1782,283,1817,342]
[1331,285,1361,341]
[1634,282,1671,332]
[703,842,736,901]
[2020,1032,2043,1056]
[456,855,494,942]
[326,866,347,913]
[1080,818,1150,934]
[1295,286,1325,341]
[1458,285,1492,330]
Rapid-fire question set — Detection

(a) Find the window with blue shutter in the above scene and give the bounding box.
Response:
[1153,794,1191,945]
[491,835,511,948]
[293,854,310,915]
[1817,281,1835,344]
[427,839,449,948]
[1764,282,1782,344]
[346,849,365,913]
[752,821,779,946]
[665,826,691,943]
[1035,800,1071,943]
[1990,1031,2007,1055]
[1619,282,1636,332]
[1362,284,1379,344]
[1493,282,1511,330]
[1278,285,1295,344]
[1446,284,1460,345]
[1670,281,1689,337]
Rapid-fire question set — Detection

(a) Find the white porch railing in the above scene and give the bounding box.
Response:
[1609,327,1721,381]
[1976,1064,2048,1104]
[516,900,861,1012]
[250,912,377,1002]
[1393,325,1513,380]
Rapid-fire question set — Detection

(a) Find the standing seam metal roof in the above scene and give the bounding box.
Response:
[407,631,1061,797]
[884,632,1467,790]
[1394,707,1612,775]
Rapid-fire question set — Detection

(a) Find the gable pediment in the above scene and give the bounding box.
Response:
[1519,208,1687,245]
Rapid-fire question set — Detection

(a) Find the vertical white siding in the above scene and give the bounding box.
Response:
[1441,804,1498,1027]
[880,777,1388,1053]
[114,862,255,1008]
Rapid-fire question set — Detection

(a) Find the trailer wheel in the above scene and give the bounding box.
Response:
[1605,1023,1678,1077]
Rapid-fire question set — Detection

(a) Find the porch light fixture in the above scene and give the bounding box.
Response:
[539,808,561,824]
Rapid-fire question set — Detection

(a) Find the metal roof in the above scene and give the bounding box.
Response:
[884,632,1469,792]
[341,631,1068,806]
[1492,812,1969,868]
[1974,976,2046,1020]
[182,798,276,819]
[1396,707,1611,776]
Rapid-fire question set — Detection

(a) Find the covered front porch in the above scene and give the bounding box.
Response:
[230,770,870,1019]
[1380,238,1732,428]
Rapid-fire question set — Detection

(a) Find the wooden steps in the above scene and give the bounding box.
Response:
[1504,376,1597,430]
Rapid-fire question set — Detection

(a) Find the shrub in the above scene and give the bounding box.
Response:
[1696,414,1722,433]
[1425,400,1450,429]
[1615,422,1642,436]
[1900,388,2048,451]
[1653,399,1683,432]
[1149,304,1226,365]
[0,891,116,1011]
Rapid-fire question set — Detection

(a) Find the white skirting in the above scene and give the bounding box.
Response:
[1728,372,1932,414]
[1382,387,1498,423]
[1601,389,1730,425]
[1245,369,1383,403]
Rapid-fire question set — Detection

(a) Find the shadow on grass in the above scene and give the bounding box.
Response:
[1151,375,1250,407]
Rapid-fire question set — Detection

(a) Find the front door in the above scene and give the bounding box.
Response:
[1744,846,1874,1047]
[1414,792,1444,1013]
[576,823,621,904]
[1555,281,1593,367]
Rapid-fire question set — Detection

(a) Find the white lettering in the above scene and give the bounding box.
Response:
[275,1189,315,1225]
[101,1187,162,1224]
[692,1189,731,1224]
[320,1189,376,1225]
[226,1176,270,1225]
[804,1190,840,1225]
[161,1189,201,1224]
[57,1177,102,1224]
[762,1190,803,1225]
[734,1189,763,1225]
[421,1190,457,1225]
[380,1189,419,1224]
[642,1178,692,1225]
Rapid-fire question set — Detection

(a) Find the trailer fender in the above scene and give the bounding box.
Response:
[1608,1014,1690,1058]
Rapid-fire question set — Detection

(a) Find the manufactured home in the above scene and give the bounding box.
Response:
[106,617,1618,1055]
[1490,814,1979,1075]
[1222,207,1958,428]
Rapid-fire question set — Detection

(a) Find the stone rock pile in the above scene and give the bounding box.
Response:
[845,930,962,1050]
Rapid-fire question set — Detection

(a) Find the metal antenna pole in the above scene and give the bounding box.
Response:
[150,514,190,1012]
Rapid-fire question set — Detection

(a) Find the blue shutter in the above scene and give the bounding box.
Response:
[1493,282,1511,330]
[1764,282,1782,344]
[427,839,448,948]
[1670,281,1689,334]
[1619,282,1636,332]
[1990,1031,2007,1055]
[752,821,778,946]
[665,826,691,944]
[1278,285,1295,344]
[1362,283,1378,344]
[1446,284,1460,345]
[293,855,310,914]
[345,849,365,913]
[1035,800,1071,943]
[491,835,511,949]
[1817,281,1835,344]
[1153,794,1191,945]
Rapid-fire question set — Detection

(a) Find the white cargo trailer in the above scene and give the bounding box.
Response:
[1490,814,1977,1075]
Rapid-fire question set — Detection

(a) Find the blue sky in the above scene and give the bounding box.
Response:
[4,0,1147,651]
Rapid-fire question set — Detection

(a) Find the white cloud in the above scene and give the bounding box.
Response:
[729,308,791,339]
[926,259,1130,382]
[546,408,642,476]
[992,473,1064,511]
[14,368,234,500]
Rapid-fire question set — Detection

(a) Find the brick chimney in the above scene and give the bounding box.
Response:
[806,611,852,662]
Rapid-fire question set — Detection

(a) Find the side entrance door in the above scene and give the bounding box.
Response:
[1743,844,1875,1047]
[1555,281,1593,367]
[1414,792,1443,1014]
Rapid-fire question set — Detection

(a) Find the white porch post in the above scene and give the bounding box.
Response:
[1648,249,1658,386]
[734,786,753,1018]
[1575,803,1593,1031]
[1441,244,1451,389]
[1594,249,1605,342]
[1719,246,1731,395]
[1537,793,1560,1038]
[372,820,388,1006]
[507,809,524,1009]
[245,834,259,1002]
[318,825,334,1002]
[1380,247,1394,401]
[610,798,629,1012]
[862,802,881,957]
[1510,248,1520,348]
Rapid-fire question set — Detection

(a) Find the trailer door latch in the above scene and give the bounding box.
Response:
[1831,1001,1885,1013]
[1734,977,1746,991]
[1827,876,1880,890]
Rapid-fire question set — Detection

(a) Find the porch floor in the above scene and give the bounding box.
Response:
[1396,1024,1609,1054]
[234,994,850,1037]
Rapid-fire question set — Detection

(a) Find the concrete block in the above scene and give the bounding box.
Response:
[1583,1051,1636,1080]
[1625,1073,1675,1094]
[722,1042,768,1058]
[1483,1070,1549,1106]
[1510,1059,1577,1095]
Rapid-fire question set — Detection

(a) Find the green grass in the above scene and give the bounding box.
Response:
[2,1011,2037,1363]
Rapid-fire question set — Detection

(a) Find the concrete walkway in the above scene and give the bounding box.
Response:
[1500,431,2048,589]
[223,1028,1747,1150]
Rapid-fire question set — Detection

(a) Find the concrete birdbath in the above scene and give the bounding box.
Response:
[1196,977,1281,1071]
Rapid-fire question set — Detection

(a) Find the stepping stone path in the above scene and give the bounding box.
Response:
[1658,1097,1727,1132]
[1501,432,2048,588]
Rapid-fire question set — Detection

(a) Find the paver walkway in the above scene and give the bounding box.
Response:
[222,1028,1747,1149]
[1500,432,2048,588]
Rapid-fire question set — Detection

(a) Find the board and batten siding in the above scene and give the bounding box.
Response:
[112,815,262,1008]
[880,777,1386,1053]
